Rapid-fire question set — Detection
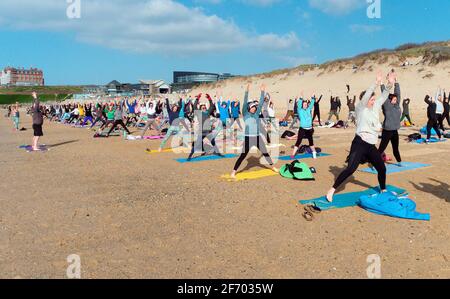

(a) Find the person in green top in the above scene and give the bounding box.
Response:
[96,102,116,135]
[230,84,278,179]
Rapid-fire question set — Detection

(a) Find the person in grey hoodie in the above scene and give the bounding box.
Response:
[326,71,395,203]
[378,73,402,165]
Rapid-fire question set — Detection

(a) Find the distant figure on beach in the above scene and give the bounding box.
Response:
[31,92,44,151]
[312,95,322,126]
[12,102,20,131]
[327,95,341,122]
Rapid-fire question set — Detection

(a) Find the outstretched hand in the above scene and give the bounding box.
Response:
[260,83,266,91]
[376,71,383,86]
[387,71,396,86]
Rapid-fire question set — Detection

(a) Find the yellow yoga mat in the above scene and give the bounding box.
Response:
[221,169,278,181]
[146,147,188,154]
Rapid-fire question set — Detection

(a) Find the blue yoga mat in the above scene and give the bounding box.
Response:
[360,162,431,175]
[415,137,446,144]
[176,154,237,163]
[299,185,407,211]
[278,152,331,161]
[420,126,439,136]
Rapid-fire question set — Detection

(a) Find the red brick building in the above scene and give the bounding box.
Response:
[0,67,45,86]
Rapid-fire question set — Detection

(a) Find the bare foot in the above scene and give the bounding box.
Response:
[158,148,163,152]
[230,170,236,179]
[326,188,335,203]
[272,167,279,173]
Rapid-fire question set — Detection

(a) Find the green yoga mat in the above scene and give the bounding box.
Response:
[299,185,407,211]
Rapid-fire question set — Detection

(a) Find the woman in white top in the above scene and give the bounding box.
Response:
[326,71,395,202]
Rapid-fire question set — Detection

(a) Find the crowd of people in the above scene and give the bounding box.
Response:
[5,69,449,201]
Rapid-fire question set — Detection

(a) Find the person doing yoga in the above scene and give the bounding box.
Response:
[230,84,278,179]
[378,71,403,166]
[424,95,444,143]
[312,95,322,126]
[187,94,223,161]
[326,71,395,203]
[290,92,317,159]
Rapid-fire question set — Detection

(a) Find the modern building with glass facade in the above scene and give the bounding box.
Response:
[172,71,235,92]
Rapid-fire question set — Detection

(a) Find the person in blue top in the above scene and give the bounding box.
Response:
[230,84,278,179]
[218,99,231,140]
[125,97,138,126]
[229,100,242,130]
[290,92,317,159]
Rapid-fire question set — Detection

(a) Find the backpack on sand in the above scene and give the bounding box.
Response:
[280,160,315,181]
[407,133,421,142]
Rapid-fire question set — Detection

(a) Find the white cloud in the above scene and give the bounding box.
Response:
[280,55,316,67]
[308,0,366,15]
[0,0,300,54]
[349,24,384,33]
[241,0,281,6]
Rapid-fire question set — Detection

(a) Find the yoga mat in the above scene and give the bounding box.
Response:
[415,137,446,144]
[221,169,277,181]
[19,145,49,152]
[145,148,185,154]
[143,135,164,140]
[278,152,331,161]
[299,185,407,211]
[360,162,431,175]
[176,154,237,163]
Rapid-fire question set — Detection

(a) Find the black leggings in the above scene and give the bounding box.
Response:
[437,114,445,132]
[312,109,321,125]
[188,131,220,159]
[333,135,386,190]
[107,120,130,135]
[427,120,442,140]
[444,112,450,126]
[400,113,412,124]
[91,116,106,128]
[378,129,401,163]
[233,136,274,171]
[295,128,314,147]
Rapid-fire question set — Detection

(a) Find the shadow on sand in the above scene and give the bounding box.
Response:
[47,140,79,148]
[329,165,372,193]
[409,178,450,203]
[239,156,272,173]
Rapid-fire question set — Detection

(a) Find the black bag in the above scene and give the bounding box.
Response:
[408,133,421,141]
[281,130,296,139]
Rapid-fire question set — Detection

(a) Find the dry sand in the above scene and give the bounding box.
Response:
[0,100,449,278]
[191,58,450,117]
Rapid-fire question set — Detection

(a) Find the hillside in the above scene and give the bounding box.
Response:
[0,86,83,105]
[190,40,450,120]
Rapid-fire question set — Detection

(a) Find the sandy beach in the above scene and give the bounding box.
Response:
[1,98,449,278]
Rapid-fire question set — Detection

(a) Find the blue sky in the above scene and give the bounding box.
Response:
[0,0,448,85]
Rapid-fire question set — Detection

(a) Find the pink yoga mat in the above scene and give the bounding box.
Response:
[143,135,164,140]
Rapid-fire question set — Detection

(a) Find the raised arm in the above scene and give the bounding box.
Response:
[317,95,322,104]
[309,97,316,111]
[256,89,265,116]
[165,98,170,113]
[206,94,214,115]
[424,95,431,105]
[394,82,401,103]
[242,85,250,115]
